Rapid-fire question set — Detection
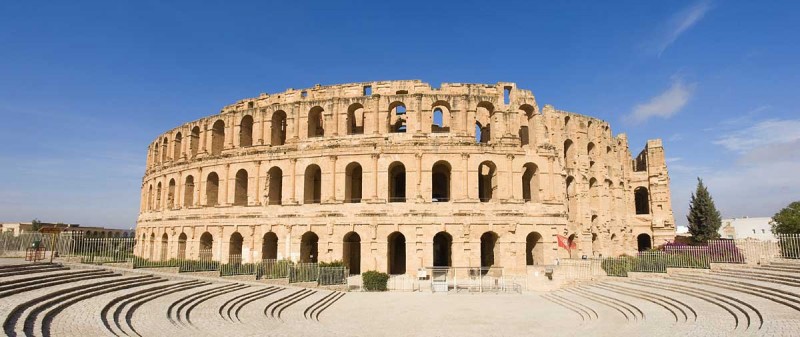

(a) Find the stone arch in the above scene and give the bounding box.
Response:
[343,231,361,275]
[431,160,451,202]
[388,161,406,203]
[347,103,365,135]
[160,233,169,261]
[345,162,363,203]
[229,232,244,263]
[239,115,254,147]
[152,143,160,166]
[308,106,325,138]
[591,232,599,257]
[199,232,213,260]
[300,231,319,263]
[173,132,182,160]
[149,233,156,260]
[147,184,153,211]
[478,161,498,202]
[587,142,596,168]
[304,164,322,204]
[522,163,539,202]
[635,187,650,214]
[267,166,283,205]
[518,104,535,146]
[161,137,169,163]
[234,169,248,206]
[206,172,220,206]
[387,232,406,275]
[190,126,200,157]
[476,101,494,143]
[526,232,544,265]
[480,231,498,268]
[566,176,576,221]
[564,139,575,169]
[211,119,225,155]
[183,175,194,207]
[388,101,407,133]
[271,110,287,145]
[167,178,176,209]
[262,232,278,260]
[433,231,452,267]
[589,177,600,210]
[155,182,162,210]
[177,233,187,259]
[431,100,451,133]
[637,233,652,251]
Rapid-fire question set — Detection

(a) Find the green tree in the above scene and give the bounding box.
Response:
[686,178,722,243]
[31,218,43,232]
[771,201,800,234]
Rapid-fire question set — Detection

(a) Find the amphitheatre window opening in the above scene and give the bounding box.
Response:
[634,187,650,214]
[476,101,493,143]
[390,102,407,133]
[478,161,498,202]
[262,232,278,260]
[564,139,574,169]
[247,102,254,109]
[634,149,648,172]
[156,182,162,210]
[234,169,248,206]
[388,162,406,203]
[271,111,287,146]
[345,162,363,203]
[522,163,539,202]
[432,108,444,131]
[152,144,159,166]
[518,104,535,147]
[300,231,319,263]
[591,232,598,257]
[211,120,225,155]
[431,161,451,202]
[387,232,406,275]
[301,91,307,98]
[177,233,187,260]
[304,164,322,204]
[167,179,176,209]
[149,233,156,260]
[519,126,529,146]
[160,233,168,261]
[565,176,576,220]
[637,233,652,251]
[587,142,595,158]
[363,85,372,96]
[147,185,153,211]
[174,132,182,160]
[206,172,220,206]
[526,232,543,265]
[239,115,253,147]
[190,126,200,157]
[229,232,244,264]
[396,90,408,95]
[267,167,283,205]
[433,232,452,267]
[183,176,194,207]
[347,103,365,135]
[308,107,325,138]
[480,231,498,271]
[199,232,213,260]
[161,138,169,163]
[503,86,511,105]
[343,232,361,275]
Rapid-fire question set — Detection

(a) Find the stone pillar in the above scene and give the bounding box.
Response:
[414,94,423,134]
[327,155,337,203]
[196,167,203,207]
[372,95,381,135]
[222,163,230,205]
[254,161,262,205]
[415,152,423,202]
[459,153,470,201]
[505,154,515,201]
[289,158,298,204]
[371,153,380,201]
[332,99,340,136]
[176,171,183,210]
[226,114,234,149]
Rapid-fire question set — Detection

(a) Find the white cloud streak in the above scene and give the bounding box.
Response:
[657,1,713,56]
[713,119,800,153]
[627,78,696,124]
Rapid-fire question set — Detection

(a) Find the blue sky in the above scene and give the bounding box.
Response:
[1,1,798,229]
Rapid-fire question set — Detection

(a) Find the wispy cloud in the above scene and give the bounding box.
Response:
[627,77,696,124]
[713,119,800,153]
[655,1,714,56]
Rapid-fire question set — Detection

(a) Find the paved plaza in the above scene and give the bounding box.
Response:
[1,258,800,336]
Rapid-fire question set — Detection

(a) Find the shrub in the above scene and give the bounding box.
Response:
[362,270,389,291]
[220,262,258,276]
[319,260,345,267]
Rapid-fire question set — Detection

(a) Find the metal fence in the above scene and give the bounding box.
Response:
[0,232,57,258]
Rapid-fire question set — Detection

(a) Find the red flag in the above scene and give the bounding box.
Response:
[557,235,571,251]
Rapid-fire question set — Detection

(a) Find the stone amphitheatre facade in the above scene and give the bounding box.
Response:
[135,80,676,276]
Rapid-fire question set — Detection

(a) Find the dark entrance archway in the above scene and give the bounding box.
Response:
[343,232,361,275]
[300,231,319,263]
[387,232,406,275]
[433,232,452,267]
[262,232,278,260]
[480,232,498,269]
[637,233,652,251]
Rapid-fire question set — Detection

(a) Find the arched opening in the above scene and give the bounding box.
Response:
[480,231,498,269]
[564,139,574,169]
[160,233,168,261]
[526,232,543,265]
[234,169,248,206]
[387,232,406,275]
[304,164,322,204]
[167,179,176,209]
[161,138,169,163]
[211,120,225,155]
[522,163,539,202]
[566,176,576,220]
[177,233,187,259]
[432,108,447,133]
[635,187,650,214]
[149,233,156,260]
[183,175,194,208]
[476,102,494,143]
[308,106,325,138]
[610,234,620,256]
[190,126,200,157]
[155,182,162,210]
[475,122,484,143]
[591,232,599,257]
[388,162,406,203]
[147,185,153,211]
[431,161,451,202]
[239,115,253,147]
[637,233,652,251]
[588,142,596,168]
[389,102,407,133]
[229,232,243,264]
[262,232,278,260]
[589,178,599,211]
[271,111,287,146]
[343,232,361,275]
[300,231,319,263]
[206,172,219,206]
[518,104,535,146]
[478,161,497,202]
[267,167,283,205]
[433,232,452,267]
[345,162,363,203]
[173,132,182,160]
[347,103,365,135]
[199,232,213,260]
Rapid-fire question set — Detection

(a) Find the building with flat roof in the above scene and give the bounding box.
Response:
[718,217,775,241]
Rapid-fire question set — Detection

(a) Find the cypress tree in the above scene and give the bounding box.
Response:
[686,177,722,243]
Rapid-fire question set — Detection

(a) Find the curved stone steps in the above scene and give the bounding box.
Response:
[589,283,680,323]
[0,268,88,287]
[122,280,209,336]
[715,268,800,286]
[264,288,317,320]
[275,289,317,321]
[755,265,800,274]
[0,270,116,298]
[541,293,590,321]
[305,291,346,321]
[183,284,250,327]
[575,286,645,321]
[166,283,241,326]
[218,286,276,321]
[599,282,696,322]
[0,263,56,270]
[227,287,284,322]
[671,273,800,311]
[0,264,68,278]
[563,287,634,321]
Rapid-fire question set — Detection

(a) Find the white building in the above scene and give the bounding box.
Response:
[718,217,776,241]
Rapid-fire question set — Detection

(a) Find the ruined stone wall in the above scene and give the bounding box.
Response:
[135,80,676,275]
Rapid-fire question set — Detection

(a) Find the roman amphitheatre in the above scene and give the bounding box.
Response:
[1,80,799,336]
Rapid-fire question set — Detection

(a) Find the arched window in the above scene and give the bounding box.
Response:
[267,167,283,205]
[433,232,452,267]
[347,103,365,135]
[149,233,156,260]
[389,102,407,133]
[160,233,169,261]
[478,161,497,202]
[229,232,243,264]
[161,138,169,163]
[177,233,187,259]
[262,232,278,260]
[239,115,253,147]
[173,132,182,160]
[167,179,176,209]
[183,175,194,208]
[343,232,361,275]
[190,126,200,157]
[587,142,596,168]
[304,164,322,204]
[308,106,325,138]
[152,143,160,166]
[199,232,213,260]
[431,161,451,202]
[387,232,406,275]
[480,231,498,270]
[526,232,543,265]
[637,233,652,251]
[635,187,650,214]
[234,169,248,206]
[345,162,363,203]
[566,176,576,221]
[388,162,406,203]
[518,104,535,146]
[432,108,445,132]
[206,172,219,206]
[155,182,162,210]
[147,184,153,211]
[211,120,225,155]
[522,163,539,202]
[271,111,287,146]
[300,231,319,263]
[564,139,574,169]
[476,102,494,143]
